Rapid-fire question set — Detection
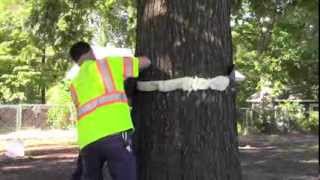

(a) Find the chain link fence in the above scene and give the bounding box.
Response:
[237,103,319,134]
[1,103,318,135]
[0,104,76,134]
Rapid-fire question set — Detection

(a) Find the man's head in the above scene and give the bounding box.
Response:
[69,41,94,64]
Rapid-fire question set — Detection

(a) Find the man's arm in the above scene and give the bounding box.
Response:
[122,56,151,79]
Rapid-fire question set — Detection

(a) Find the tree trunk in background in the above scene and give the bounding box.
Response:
[41,48,46,104]
[133,0,242,180]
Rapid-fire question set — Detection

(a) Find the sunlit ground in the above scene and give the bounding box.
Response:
[239,134,319,180]
[0,130,318,180]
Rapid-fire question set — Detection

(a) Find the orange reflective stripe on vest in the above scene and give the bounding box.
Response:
[96,59,115,92]
[70,84,79,107]
[77,91,127,119]
[123,57,134,78]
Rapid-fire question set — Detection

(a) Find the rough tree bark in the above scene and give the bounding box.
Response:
[133,0,242,180]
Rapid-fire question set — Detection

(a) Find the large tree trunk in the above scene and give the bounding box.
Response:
[133,0,242,180]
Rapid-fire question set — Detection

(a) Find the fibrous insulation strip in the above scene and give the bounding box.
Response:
[137,76,230,92]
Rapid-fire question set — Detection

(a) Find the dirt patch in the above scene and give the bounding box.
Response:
[0,142,78,180]
[240,134,319,180]
[0,134,318,180]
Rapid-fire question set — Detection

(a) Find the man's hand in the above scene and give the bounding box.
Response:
[139,56,151,70]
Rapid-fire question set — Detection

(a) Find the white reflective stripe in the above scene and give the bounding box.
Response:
[124,57,133,78]
[97,60,115,92]
[78,93,127,118]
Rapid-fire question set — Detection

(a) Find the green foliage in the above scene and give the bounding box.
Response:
[245,101,319,134]
[0,0,136,104]
[0,66,41,103]
[277,101,306,132]
[252,98,278,134]
[308,112,319,133]
[233,0,319,106]
[46,82,74,129]
[277,101,319,134]
[27,0,93,49]
[84,0,137,47]
[0,1,43,103]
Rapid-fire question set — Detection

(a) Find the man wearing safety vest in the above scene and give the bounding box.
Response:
[69,41,151,180]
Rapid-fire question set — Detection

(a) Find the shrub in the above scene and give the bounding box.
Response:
[304,111,319,133]
[46,82,74,129]
[277,101,318,133]
[244,100,318,134]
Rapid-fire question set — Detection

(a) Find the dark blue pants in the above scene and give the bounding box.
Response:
[73,133,136,180]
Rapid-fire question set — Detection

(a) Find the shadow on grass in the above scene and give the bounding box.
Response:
[239,135,319,180]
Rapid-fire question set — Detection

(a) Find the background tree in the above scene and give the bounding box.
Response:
[0,0,317,152]
[0,0,132,104]
[0,0,42,103]
[133,0,242,179]
[232,0,319,105]
[1,0,317,106]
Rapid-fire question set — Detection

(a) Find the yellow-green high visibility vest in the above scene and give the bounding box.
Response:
[70,56,139,149]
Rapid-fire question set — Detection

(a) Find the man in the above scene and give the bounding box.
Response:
[68,41,151,180]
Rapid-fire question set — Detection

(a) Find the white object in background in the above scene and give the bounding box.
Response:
[4,139,25,158]
[91,45,133,59]
[65,46,134,80]
[234,70,246,82]
[65,64,80,80]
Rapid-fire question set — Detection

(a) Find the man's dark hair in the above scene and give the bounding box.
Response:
[69,41,92,62]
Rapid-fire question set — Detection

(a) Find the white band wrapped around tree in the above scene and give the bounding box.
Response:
[137,76,230,92]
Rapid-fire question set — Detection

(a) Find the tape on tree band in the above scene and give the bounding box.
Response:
[137,76,230,92]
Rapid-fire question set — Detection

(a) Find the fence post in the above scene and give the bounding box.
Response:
[244,108,249,135]
[286,109,290,133]
[250,109,254,133]
[16,104,22,131]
